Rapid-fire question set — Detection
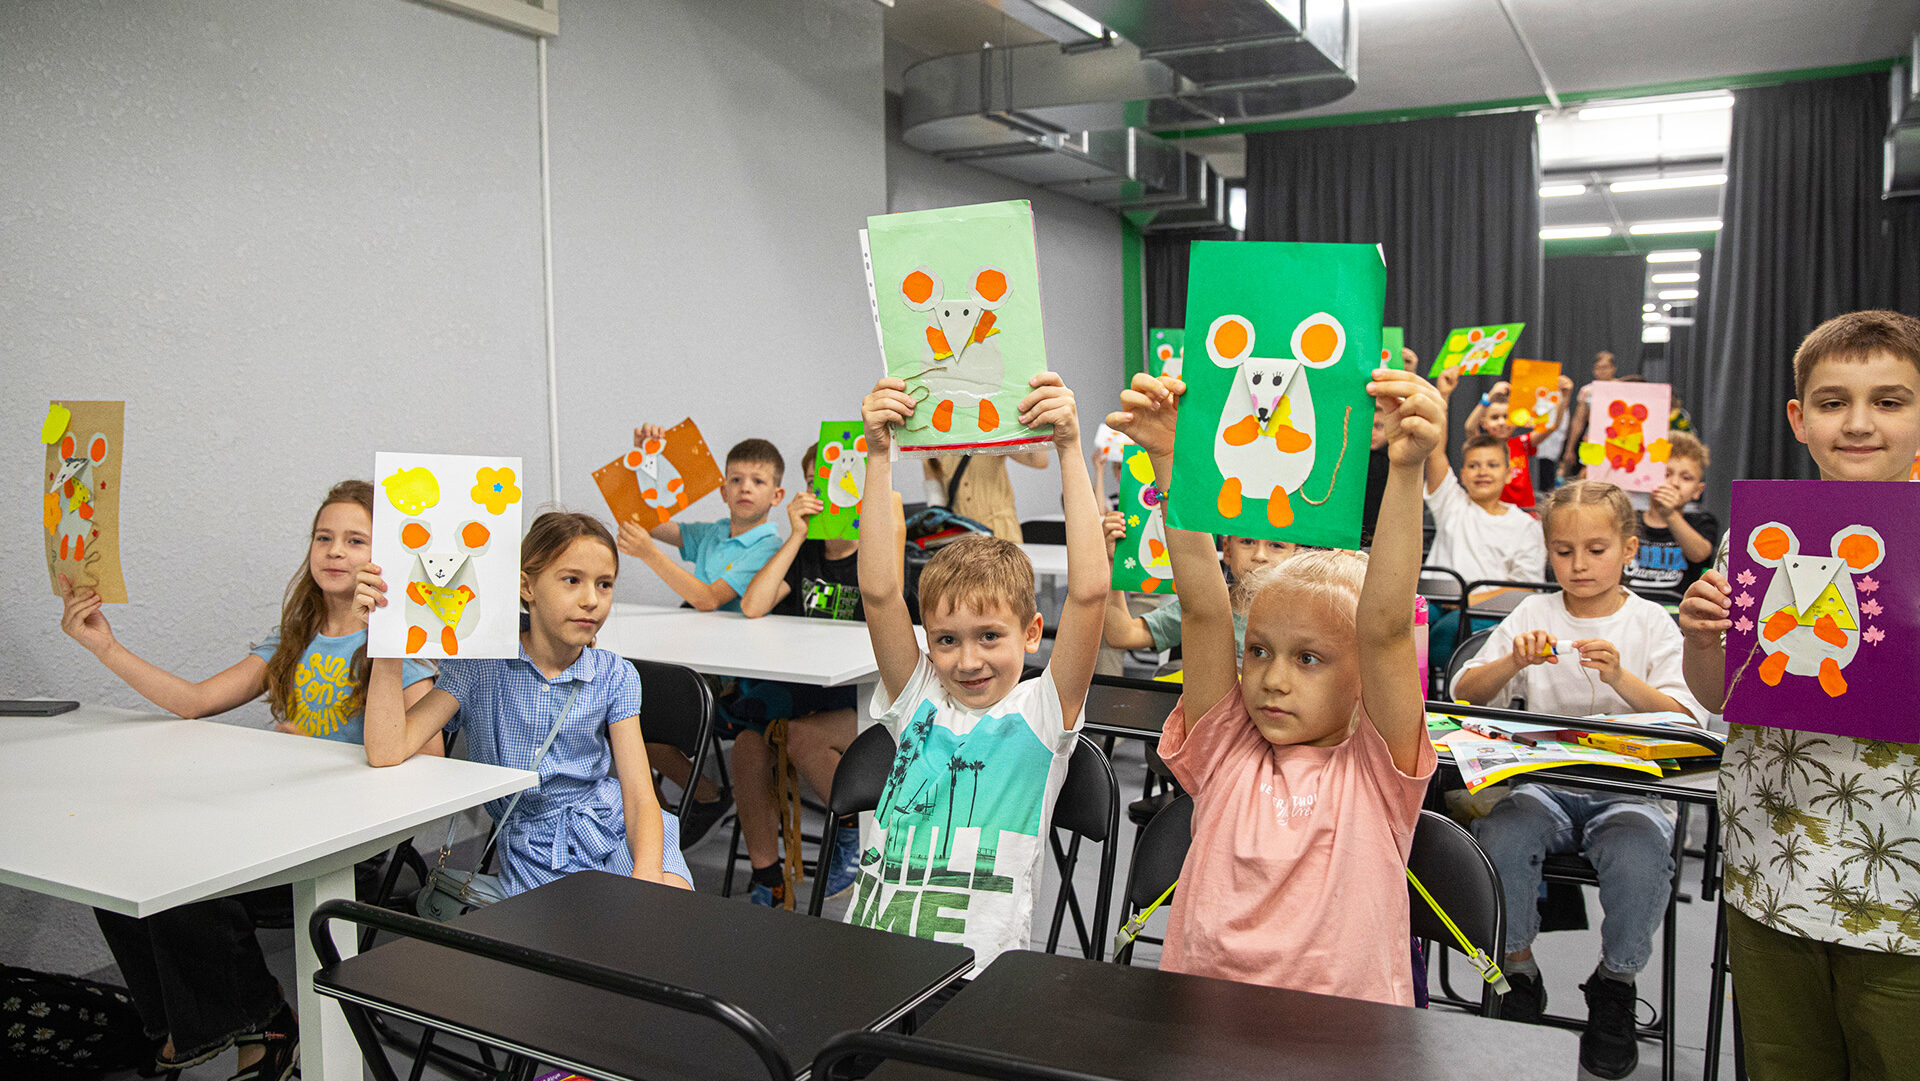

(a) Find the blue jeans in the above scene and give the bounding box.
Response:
[1470,785,1674,975]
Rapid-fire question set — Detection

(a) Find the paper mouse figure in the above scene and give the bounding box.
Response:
[901,265,1010,434]
[821,434,868,513]
[49,429,110,563]
[1205,311,1347,528]
[399,516,491,656]
[1746,522,1885,697]
[625,434,687,518]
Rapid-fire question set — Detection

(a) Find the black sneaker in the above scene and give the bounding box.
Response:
[1500,969,1547,1024]
[1578,976,1639,1080]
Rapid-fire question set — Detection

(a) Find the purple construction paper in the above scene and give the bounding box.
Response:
[1723,480,1919,742]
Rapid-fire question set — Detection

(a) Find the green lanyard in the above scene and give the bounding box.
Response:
[1407,868,1510,994]
[1113,870,1510,997]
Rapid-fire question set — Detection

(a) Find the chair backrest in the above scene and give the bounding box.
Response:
[628,659,714,759]
[1052,735,1117,843]
[1443,626,1497,700]
[1125,793,1192,911]
[1019,518,1067,545]
[826,723,897,819]
[1406,810,1505,1016]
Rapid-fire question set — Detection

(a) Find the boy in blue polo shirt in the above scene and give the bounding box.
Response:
[618,429,788,838]
[616,428,786,612]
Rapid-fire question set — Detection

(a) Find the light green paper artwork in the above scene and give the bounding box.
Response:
[808,421,867,540]
[1148,327,1185,379]
[1167,241,1384,549]
[1111,446,1175,593]
[1381,326,1405,370]
[861,200,1051,459]
[1426,323,1525,378]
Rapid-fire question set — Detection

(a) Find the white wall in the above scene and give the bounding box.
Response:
[0,0,884,972]
[884,121,1128,519]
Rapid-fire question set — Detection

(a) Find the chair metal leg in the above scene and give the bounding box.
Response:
[1044,831,1095,957]
[1703,899,1730,1081]
[720,817,743,898]
[335,997,403,1081]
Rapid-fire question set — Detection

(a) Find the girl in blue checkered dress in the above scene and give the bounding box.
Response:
[362,512,693,893]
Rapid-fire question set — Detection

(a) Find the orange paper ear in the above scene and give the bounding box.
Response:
[87,434,109,464]
[972,267,1009,303]
[1751,525,1792,562]
[823,443,841,462]
[60,432,76,458]
[1836,530,1882,570]
[624,450,645,468]
[902,268,936,308]
[643,438,665,455]
[854,436,867,453]
[461,521,492,550]
[1631,404,1649,421]
[401,520,433,550]
[1209,316,1251,363]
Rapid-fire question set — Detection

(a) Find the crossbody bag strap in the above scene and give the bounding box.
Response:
[466,679,579,875]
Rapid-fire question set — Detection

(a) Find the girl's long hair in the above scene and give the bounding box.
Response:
[265,480,375,723]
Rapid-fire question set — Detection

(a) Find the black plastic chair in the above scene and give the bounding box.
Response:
[309,899,798,1081]
[813,1030,1111,1081]
[1406,810,1505,1019]
[1018,518,1067,545]
[1457,578,1560,645]
[1113,794,1192,966]
[1442,626,1498,701]
[629,658,727,824]
[807,724,899,917]
[1042,735,1121,961]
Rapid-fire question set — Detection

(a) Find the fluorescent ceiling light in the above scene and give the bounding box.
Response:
[1579,93,1734,122]
[1630,219,1722,235]
[1539,183,1587,198]
[1540,225,1612,240]
[1646,249,1701,263]
[1659,288,1700,301]
[1651,271,1700,284]
[1025,0,1106,40]
[1642,312,1661,322]
[1609,173,1726,193]
[1643,303,1656,312]
[1643,325,1673,343]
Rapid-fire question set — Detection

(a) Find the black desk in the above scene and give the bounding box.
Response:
[864,951,1579,1081]
[1081,678,1181,742]
[315,871,971,1081]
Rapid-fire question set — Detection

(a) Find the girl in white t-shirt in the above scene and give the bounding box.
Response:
[1452,480,1702,1081]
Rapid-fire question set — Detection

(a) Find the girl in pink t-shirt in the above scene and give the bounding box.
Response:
[1108,365,1442,1007]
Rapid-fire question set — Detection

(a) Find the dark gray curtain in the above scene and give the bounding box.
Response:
[1145,230,1235,330]
[1696,73,1920,515]
[1543,254,1647,384]
[1245,111,1541,455]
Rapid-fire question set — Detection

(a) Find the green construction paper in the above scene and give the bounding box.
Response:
[1148,327,1185,379]
[1426,323,1525,378]
[862,200,1051,458]
[1168,241,1384,549]
[808,421,867,540]
[1111,446,1176,594]
[1381,326,1405,370]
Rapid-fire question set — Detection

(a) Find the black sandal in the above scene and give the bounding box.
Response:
[153,1033,234,1073]
[229,1004,298,1081]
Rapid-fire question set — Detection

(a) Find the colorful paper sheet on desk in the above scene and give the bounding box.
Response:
[1111,445,1174,593]
[1167,240,1384,549]
[809,421,867,540]
[1426,323,1524,378]
[369,452,524,660]
[42,400,126,603]
[1506,359,1563,435]
[1442,731,1663,791]
[1576,380,1671,492]
[592,418,723,531]
[861,200,1051,459]
[1721,480,1919,742]
[1149,327,1185,379]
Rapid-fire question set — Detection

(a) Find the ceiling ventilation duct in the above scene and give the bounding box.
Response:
[901,0,1356,229]
[1887,35,1920,199]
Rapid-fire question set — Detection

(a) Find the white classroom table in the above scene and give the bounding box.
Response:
[0,705,534,1081]
[594,603,887,689]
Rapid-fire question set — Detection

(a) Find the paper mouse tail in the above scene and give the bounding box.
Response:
[1299,405,1354,508]
[1720,634,1767,717]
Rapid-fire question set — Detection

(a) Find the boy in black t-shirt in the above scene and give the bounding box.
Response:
[729,444,905,908]
[1624,431,1718,595]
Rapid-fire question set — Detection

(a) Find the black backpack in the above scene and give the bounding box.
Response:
[1,965,151,1078]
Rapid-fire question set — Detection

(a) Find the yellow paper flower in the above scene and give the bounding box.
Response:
[472,467,521,515]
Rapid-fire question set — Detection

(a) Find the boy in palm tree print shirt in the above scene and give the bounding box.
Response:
[848,651,1076,974]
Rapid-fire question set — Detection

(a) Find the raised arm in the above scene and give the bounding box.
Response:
[1426,365,1459,493]
[1358,369,1446,774]
[350,566,459,765]
[616,523,739,612]
[1020,373,1102,725]
[1100,511,1156,650]
[59,574,268,719]
[859,378,925,700]
[739,494,816,618]
[1678,569,1731,712]
[1109,373,1237,716]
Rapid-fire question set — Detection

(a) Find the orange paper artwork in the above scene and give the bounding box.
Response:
[592,417,724,530]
